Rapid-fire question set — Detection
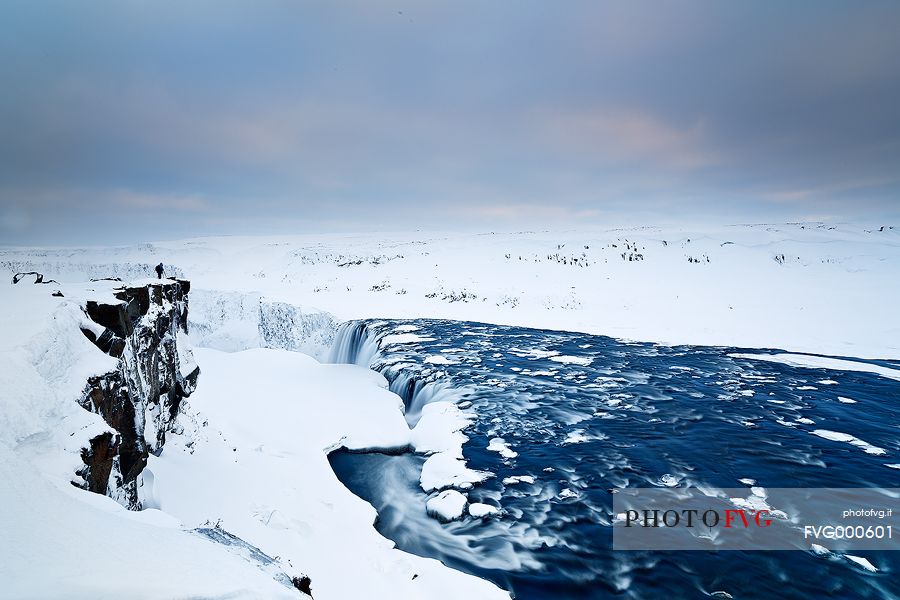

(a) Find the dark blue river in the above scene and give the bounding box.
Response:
[328,319,900,599]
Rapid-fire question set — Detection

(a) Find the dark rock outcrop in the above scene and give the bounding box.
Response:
[12,271,58,284]
[292,575,313,597]
[77,432,117,495]
[75,279,199,508]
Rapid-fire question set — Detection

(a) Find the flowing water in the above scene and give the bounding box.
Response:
[327,319,900,599]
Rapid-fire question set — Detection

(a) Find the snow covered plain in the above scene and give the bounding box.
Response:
[2,221,896,358]
[0,221,897,598]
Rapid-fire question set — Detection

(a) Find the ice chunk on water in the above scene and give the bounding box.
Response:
[659,473,681,487]
[468,503,500,518]
[410,401,473,455]
[426,490,468,523]
[549,355,593,366]
[487,437,518,459]
[811,429,885,455]
[381,333,436,345]
[425,354,458,365]
[845,555,878,572]
[729,353,900,382]
[502,475,535,485]
[810,544,829,555]
[420,452,491,492]
[562,430,588,444]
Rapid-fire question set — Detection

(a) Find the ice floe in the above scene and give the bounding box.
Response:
[730,353,900,382]
[468,503,501,518]
[487,437,518,459]
[549,355,593,366]
[426,490,468,523]
[502,475,535,485]
[810,429,886,455]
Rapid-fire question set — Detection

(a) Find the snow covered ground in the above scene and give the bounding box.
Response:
[0,221,897,598]
[2,221,896,358]
[0,279,508,598]
[149,347,508,599]
[0,281,301,599]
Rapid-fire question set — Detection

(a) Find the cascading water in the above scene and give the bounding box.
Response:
[327,318,900,600]
[327,320,381,366]
[328,321,460,425]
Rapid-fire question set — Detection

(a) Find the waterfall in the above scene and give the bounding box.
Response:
[327,320,465,425]
[382,367,463,426]
[327,320,380,366]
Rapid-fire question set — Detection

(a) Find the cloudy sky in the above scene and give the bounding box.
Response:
[2,1,899,243]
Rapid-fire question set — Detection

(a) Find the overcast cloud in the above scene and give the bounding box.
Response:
[1,1,899,243]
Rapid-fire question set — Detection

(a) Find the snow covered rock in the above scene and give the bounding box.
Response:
[76,279,200,508]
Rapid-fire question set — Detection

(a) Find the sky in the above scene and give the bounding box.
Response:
[1,1,899,244]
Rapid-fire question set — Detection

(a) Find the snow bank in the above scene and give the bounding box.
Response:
[730,353,900,381]
[0,446,298,599]
[150,348,508,599]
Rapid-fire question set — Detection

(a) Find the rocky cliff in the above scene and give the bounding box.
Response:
[74,279,199,508]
